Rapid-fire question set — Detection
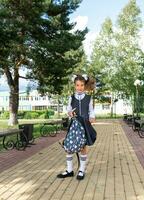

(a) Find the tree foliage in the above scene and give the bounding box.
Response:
[0,0,87,124]
[91,0,144,99]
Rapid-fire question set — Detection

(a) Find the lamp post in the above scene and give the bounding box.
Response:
[134,79,143,117]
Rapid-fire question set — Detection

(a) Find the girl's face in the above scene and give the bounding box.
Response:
[75,80,85,93]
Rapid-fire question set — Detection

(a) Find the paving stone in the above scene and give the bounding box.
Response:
[0,120,144,200]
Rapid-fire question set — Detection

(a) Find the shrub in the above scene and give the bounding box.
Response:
[38,113,46,119]
[0,109,55,119]
[24,111,39,119]
[44,109,55,119]
[0,111,9,119]
[18,111,26,119]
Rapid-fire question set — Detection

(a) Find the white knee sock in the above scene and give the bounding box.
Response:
[79,154,87,173]
[62,154,73,174]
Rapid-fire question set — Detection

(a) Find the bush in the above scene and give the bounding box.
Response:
[24,111,39,119]
[23,110,54,119]
[18,111,26,119]
[0,109,55,119]
[38,113,46,119]
[44,109,54,119]
[0,111,9,119]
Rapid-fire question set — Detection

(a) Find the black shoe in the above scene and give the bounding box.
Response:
[57,170,74,178]
[76,171,85,180]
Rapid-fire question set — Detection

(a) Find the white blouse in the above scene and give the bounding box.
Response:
[67,93,95,119]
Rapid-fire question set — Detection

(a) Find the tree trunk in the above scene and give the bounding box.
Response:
[57,95,60,119]
[8,86,19,125]
[5,66,19,125]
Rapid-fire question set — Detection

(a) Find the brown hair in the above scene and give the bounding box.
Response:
[74,74,96,92]
[74,74,89,85]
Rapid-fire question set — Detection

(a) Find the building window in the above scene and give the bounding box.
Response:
[50,105,63,112]
[25,96,29,101]
[35,97,39,101]
[5,96,9,101]
[102,104,110,110]
[32,106,48,110]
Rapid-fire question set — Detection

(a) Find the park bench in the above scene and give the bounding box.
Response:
[0,128,27,150]
[19,118,69,140]
[131,116,141,131]
[0,118,69,151]
[40,118,69,137]
[134,119,144,138]
[123,114,129,121]
[123,114,141,129]
[123,114,133,125]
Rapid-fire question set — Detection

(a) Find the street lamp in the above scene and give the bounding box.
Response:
[134,79,143,117]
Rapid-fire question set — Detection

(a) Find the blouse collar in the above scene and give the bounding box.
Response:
[75,91,85,95]
[75,91,85,100]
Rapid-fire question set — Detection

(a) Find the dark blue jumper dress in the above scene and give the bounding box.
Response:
[70,94,97,146]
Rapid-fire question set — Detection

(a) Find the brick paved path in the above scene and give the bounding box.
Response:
[121,120,144,169]
[0,121,144,200]
[0,131,66,173]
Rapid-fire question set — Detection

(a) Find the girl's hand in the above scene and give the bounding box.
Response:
[68,111,76,117]
[68,108,76,118]
[89,118,96,123]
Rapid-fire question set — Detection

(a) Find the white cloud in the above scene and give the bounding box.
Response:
[83,31,98,60]
[72,15,88,31]
[71,16,98,59]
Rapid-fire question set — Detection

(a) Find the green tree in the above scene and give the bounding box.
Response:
[73,51,89,73]
[60,50,89,108]
[0,0,87,125]
[112,0,143,96]
[91,17,114,95]
[91,0,143,98]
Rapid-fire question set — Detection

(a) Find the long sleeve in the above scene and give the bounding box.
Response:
[67,96,72,113]
[89,98,95,119]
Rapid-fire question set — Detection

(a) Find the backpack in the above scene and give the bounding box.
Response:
[63,117,86,154]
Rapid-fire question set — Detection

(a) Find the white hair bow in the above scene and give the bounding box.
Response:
[71,74,77,82]
[71,74,88,82]
[82,74,88,81]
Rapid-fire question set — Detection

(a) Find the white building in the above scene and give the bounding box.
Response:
[0,90,63,112]
[94,99,132,116]
[0,90,133,115]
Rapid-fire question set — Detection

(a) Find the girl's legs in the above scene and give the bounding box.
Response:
[57,153,74,178]
[65,154,73,173]
[77,146,88,180]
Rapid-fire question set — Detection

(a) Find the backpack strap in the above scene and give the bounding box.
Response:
[76,152,80,170]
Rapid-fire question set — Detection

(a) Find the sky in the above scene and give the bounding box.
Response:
[0,0,144,91]
[72,0,144,33]
[71,0,144,58]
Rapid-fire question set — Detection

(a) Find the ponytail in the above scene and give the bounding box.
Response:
[85,77,96,92]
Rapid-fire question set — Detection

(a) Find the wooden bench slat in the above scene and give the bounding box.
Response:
[0,129,23,137]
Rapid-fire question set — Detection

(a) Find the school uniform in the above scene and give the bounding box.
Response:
[67,92,97,145]
[57,91,96,180]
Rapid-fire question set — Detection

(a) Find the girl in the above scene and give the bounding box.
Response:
[57,74,96,180]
